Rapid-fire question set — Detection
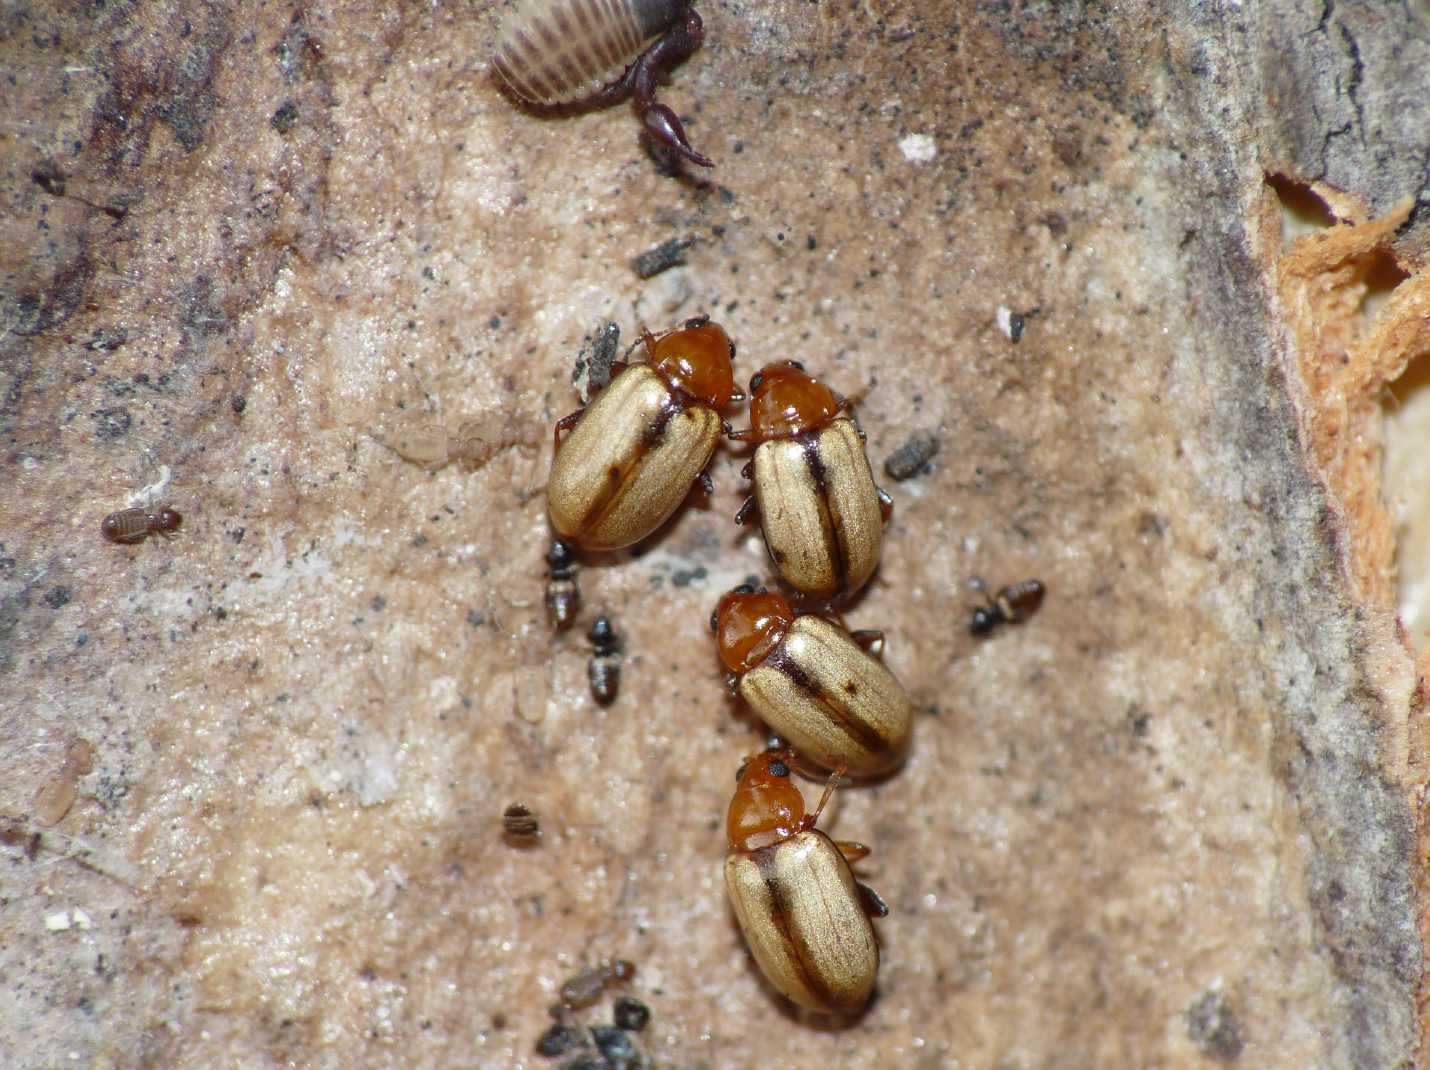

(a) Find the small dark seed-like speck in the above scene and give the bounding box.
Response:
[612,996,649,1031]
[884,430,940,481]
[535,1023,581,1057]
[631,237,695,279]
[591,1025,638,1069]
[45,586,72,609]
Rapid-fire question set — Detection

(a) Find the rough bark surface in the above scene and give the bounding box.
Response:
[3,2,1427,1068]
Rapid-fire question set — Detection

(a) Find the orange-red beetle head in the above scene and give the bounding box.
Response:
[713,586,794,674]
[727,748,808,851]
[746,361,842,440]
[647,319,735,409]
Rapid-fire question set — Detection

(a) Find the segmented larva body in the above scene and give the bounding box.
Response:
[493,0,690,106]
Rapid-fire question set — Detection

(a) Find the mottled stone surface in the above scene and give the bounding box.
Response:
[3,2,1426,1068]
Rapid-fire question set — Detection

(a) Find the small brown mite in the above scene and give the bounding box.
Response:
[544,539,582,631]
[969,577,1046,636]
[502,803,541,843]
[101,505,182,545]
[492,0,714,167]
[587,616,621,706]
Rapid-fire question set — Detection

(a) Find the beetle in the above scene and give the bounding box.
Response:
[101,505,182,545]
[730,361,891,603]
[491,0,714,168]
[723,748,886,1014]
[968,577,1046,636]
[712,586,912,778]
[547,316,736,551]
[587,614,621,705]
[544,539,582,631]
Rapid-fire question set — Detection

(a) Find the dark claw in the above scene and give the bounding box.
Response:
[641,103,713,168]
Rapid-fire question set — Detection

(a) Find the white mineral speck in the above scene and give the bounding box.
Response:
[898,133,937,163]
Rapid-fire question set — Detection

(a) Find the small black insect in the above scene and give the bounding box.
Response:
[969,577,1046,636]
[544,540,581,632]
[587,616,621,705]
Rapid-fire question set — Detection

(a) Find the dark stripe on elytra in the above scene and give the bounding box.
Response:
[580,394,684,537]
[798,431,847,593]
[752,844,845,1007]
[767,646,888,757]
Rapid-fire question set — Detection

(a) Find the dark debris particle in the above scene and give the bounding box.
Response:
[535,1023,582,1057]
[591,1025,638,1069]
[558,1058,606,1070]
[92,407,131,440]
[884,430,940,481]
[369,596,386,612]
[231,394,246,415]
[612,996,649,1032]
[1186,989,1244,1061]
[1008,311,1026,342]
[44,586,72,609]
[467,608,485,628]
[574,322,621,402]
[271,100,298,134]
[630,237,695,279]
[671,565,707,587]
[32,166,66,196]
[85,327,128,351]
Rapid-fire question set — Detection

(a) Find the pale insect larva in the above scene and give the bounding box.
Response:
[491,0,714,167]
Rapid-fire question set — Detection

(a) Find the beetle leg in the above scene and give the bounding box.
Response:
[807,764,848,825]
[724,672,740,696]
[849,629,885,659]
[696,470,714,496]
[726,426,758,442]
[739,459,754,480]
[877,487,894,521]
[553,409,584,450]
[856,881,890,919]
[835,840,871,863]
[734,495,758,526]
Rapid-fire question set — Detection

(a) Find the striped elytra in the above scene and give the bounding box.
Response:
[714,587,913,778]
[492,0,691,107]
[732,361,891,603]
[723,749,883,1014]
[547,318,734,551]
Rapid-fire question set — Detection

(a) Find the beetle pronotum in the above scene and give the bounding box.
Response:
[723,748,886,1014]
[492,0,714,167]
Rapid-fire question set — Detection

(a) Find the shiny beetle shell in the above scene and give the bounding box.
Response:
[725,828,879,1014]
[737,614,911,777]
[548,364,720,548]
[752,418,884,601]
[493,0,688,106]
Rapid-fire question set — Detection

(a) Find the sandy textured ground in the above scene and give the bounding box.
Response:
[3,2,1428,1067]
